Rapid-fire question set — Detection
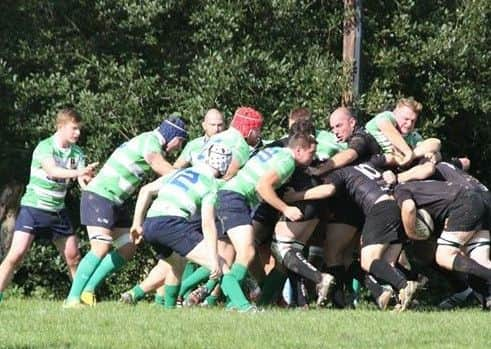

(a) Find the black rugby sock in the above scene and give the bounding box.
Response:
[395,262,419,281]
[326,265,347,308]
[369,259,407,291]
[283,249,322,284]
[452,255,491,281]
[364,273,384,299]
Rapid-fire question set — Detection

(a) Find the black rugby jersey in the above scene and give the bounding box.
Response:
[394,180,465,226]
[346,126,382,164]
[322,162,390,214]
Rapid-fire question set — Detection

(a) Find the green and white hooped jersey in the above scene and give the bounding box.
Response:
[222,147,296,206]
[365,111,423,153]
[21,135,85,212]
[315,130,348,161]
[86,131,164,204]
[178,136,207,166]
[196,128,250,168]
[146,165,219,219]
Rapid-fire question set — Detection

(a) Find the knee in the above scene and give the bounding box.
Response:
[360,258,372,272]
[236,244,256,265]
[65,248,81,269]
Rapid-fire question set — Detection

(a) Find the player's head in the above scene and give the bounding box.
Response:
[205,143,233,177]
[329,107,356,142]
[393,98,422,135]
[56,108,82,144]
[288,131,317,167]
[288,107,312,128]
[158,113,188,153]
[202,109,225,138]
[230,106,263,146]
[288,118,316,138]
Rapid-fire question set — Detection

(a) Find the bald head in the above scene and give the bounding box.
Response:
[203,108,225,137]
[329,107,356,142]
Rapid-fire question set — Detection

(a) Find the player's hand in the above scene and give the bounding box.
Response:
[130,225,144,245]
[78,162,99,177]
[382,170,397,185]
[282,206,303,221]
[209,257,222,279]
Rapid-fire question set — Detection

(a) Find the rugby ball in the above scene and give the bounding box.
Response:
[414,209,434,239]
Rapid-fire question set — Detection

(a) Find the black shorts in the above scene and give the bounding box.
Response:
[479,191,491,230]
[252,202,280,229]
[143,216,203,258]
[80,191,132,229]
[361,200,402,246]
[446,191,484,232]
[327,196,364,231]
[279,168,322,221]
[14,206,73,240]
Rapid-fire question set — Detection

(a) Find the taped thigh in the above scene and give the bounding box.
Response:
[437,231,464,249]
[466,230,491,255]
[271,237,304,263]
[88,231,113,245]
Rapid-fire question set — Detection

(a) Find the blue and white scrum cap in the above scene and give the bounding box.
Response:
[158,113,188,143]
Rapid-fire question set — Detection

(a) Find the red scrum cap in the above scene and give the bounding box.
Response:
[230,106,263,138]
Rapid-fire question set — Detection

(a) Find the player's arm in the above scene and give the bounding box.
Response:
[146,152,176,176]
[222,158,241,180]
[400,198,425,240]
[41,158,98,180]
[310,149,358,176]
[130,178,161,243]
[377,118,414,166]
[283,183,336,203]
[397,160,435,183]
[173,156,190,169]
[201,203,221,279]
[413,138,441,158]
[256,169,302,221]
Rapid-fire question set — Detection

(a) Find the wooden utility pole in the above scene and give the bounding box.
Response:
[342,0,362,107]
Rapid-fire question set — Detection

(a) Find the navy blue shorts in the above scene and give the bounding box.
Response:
[80,191,132,229]
[143,216,203,258]
[14,206,73,240]
[216,190,252,235]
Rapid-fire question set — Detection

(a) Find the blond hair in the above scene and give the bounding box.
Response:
[56,108,81,128]
[396,98,422,115]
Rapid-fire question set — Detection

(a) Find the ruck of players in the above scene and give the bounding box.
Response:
[0,100,490,313]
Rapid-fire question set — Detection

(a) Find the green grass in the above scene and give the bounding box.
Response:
[0,299,489,348]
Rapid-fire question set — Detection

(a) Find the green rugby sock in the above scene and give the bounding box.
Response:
[220,274,250,309]
[67,251,102,301]
[0,291,3,303]
[179,266,210,297]
[164,284,180,309]
[181,262,198,282]
[154,294,165,306]
[131,285,146,302]
[205,294,218,306]
[205,278,219,293]
[83,250,126,292]
[230,263,248,285]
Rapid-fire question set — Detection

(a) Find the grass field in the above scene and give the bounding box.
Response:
[0,299,489,349]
